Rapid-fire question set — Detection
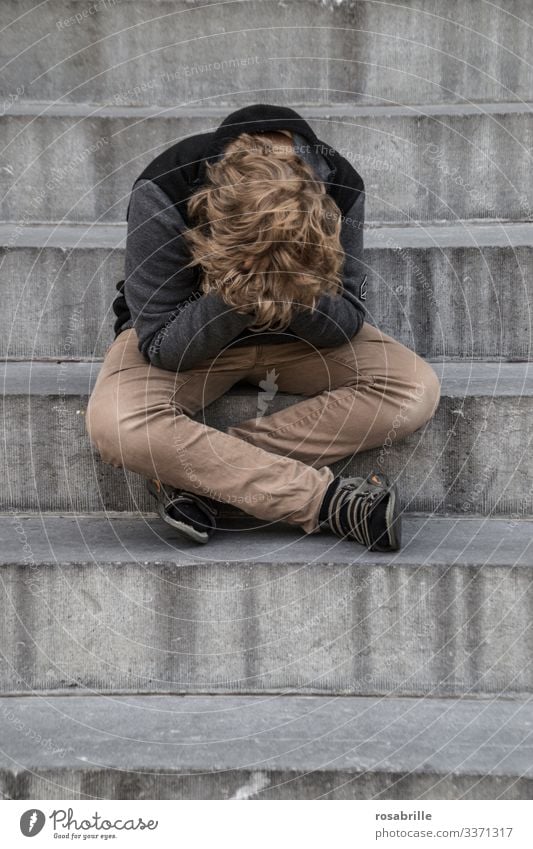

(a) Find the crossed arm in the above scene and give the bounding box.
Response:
[124,180,367,373]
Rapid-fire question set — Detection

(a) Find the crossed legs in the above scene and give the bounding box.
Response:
[86,324,440,534]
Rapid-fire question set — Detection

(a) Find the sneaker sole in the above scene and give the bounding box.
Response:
[146,480,211,545]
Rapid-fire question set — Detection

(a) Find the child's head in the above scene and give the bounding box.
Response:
[184,131,344,332]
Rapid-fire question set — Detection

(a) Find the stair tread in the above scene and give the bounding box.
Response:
[7,100,533,119]
[1,693,531,776]
[1,515,532,567]
[2,220,533,250]
[2,360,533,395]
[1,514,531,698]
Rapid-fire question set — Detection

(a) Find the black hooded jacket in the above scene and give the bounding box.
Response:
[112,103,367,372]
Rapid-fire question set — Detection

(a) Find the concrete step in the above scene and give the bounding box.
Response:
[2,103,533,224]
[1,693,531,799]
[1,515,532,697]
[2,0,532,107]
[2,221,532,360]
[1,360,532,515]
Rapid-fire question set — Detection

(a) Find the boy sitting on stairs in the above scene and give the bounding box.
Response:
[86,104,440,548]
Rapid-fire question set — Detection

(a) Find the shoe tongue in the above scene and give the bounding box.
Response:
[318,477,342,525]
[338,500,352,536]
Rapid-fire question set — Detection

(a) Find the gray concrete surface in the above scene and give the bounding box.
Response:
[2,105,532,223]
[1,693,532,799]
[1,361,532,514]
[2,222,532,359]
[2,0,533,805]
[3,513,532,566]
[2,0,532,106]
[4,359,532,395]
[1,515,532,696]
[5,221,533,250]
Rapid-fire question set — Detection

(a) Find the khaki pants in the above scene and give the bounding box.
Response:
[86,323,441,533]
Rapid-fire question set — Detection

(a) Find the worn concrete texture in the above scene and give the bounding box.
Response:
[1,0,532,805]
[0,515,532,696]
[2,222,532,360]
[2,105,532,223]
[2,0,532,106]
[1,693,532,799]
[1,361,532,514]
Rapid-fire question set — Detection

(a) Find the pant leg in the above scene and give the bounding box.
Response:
[227,322,441,468]
[86,328,334,533]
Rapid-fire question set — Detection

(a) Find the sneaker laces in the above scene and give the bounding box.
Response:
[327,475,384,547]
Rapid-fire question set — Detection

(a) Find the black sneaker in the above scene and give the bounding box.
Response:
[319,470,402,551]
[147,479,218,544]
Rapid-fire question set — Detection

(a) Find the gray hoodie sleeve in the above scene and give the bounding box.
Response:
[288,191,367,346]
[124,179,254,372]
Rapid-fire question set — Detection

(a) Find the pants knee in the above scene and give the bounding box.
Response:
[85,394,123,466]
[409,361,441,429]
[85,395,102,447]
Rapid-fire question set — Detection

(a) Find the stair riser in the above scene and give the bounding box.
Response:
[2,389,532,514]
[2,0,532,106]
[2,111,532,223]
[2,242,531,359]
[1,768,528,801]
[2,559,532,697]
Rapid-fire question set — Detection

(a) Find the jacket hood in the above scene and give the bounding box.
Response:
[135,102,363,225]
[195,103,336,185]
[213,103,322,149]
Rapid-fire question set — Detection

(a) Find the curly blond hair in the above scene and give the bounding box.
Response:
[183,131,344,332]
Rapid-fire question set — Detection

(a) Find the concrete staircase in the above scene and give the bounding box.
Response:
[1,0,532,800]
